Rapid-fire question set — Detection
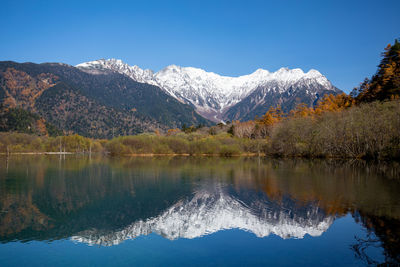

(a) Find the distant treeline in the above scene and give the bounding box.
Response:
[0,39,399,159]
[0,107,62,136]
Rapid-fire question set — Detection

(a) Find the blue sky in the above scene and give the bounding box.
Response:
[0,0,399,92]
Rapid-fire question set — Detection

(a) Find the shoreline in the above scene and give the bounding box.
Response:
[0,152,75,155]
[0,152,398,161]
[0,152,264,156]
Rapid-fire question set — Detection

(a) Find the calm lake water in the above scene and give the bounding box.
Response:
[0,156,399,266]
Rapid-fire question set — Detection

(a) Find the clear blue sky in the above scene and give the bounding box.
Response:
[1,0,399,92]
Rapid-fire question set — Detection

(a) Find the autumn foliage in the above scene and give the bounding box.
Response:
[353,39,400,102]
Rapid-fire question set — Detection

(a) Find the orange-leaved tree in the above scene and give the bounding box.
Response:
[258,105,285,126]
[314,93,353,115]
[289,103,315,118]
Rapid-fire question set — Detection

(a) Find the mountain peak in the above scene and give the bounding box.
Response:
[251,68,270,76]
[306,69,323,77]
[160,64,183,73]
[277,67,290,72]
[271,67,305,82]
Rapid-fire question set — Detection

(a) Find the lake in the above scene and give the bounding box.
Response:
[0,156,399,266]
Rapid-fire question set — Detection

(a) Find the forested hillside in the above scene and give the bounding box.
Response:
[0,61,211,138]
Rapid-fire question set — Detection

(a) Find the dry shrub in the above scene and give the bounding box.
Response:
[267,100,400,159]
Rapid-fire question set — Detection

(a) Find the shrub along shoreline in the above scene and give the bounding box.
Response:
[0,99,399,160]
[267,100,400,160]
[0,132,267,157]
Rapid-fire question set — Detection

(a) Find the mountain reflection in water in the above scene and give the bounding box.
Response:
[0,156,399,265]
[72,186,333,245]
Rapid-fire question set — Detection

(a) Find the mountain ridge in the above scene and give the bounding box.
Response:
[77,59,341,122]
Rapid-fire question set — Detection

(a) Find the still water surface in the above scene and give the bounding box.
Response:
[0,156,399,266]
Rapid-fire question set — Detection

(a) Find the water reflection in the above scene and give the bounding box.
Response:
[0,156,399,264]
[72,185,333,245]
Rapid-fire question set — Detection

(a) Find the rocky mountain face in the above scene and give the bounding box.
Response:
[77,59,341,122]
[224,75,340,121]
[0,61,211,138]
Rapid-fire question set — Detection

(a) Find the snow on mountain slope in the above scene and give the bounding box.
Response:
[77,59,156,85]
[76,59,339,122]
[71,187,334,246]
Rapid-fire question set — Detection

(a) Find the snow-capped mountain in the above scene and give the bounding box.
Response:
[76,59,341,122]
[224,72,342,121]
[76,59,156,85]
[71,186,334,246]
